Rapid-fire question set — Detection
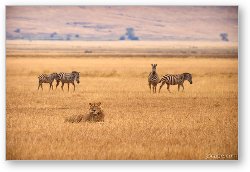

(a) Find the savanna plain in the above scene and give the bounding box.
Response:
[6,41,238,160]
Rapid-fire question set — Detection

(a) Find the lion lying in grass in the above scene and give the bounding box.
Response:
[65,102,105,123]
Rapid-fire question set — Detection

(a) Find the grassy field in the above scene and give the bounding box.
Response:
[6,41,238,160]
[6,40,238,58]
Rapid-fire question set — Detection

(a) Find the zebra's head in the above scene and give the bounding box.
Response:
[151,64,157,74]
[183,73,192,84]
[56,72,63,81]
[72,71,80,84]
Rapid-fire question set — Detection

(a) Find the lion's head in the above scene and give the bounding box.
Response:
[89,102,102,115]
[87,102,104,122]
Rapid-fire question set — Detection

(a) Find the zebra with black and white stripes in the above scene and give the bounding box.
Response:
[38,73,58,91]
[56,71,80,91]
[148,64,160,93]
[158,73,193,93]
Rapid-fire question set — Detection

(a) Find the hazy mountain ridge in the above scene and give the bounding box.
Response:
[6,6,238,41]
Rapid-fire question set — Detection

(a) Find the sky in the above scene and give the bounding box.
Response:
[6,6,238,41]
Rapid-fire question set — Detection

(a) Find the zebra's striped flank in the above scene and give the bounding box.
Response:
[158,73,192,93]
[56,71,80,91]
[148,64,160,93]
[38,73,58,91]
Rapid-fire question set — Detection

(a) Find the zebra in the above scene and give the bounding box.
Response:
[38,73,58,91]
[55,71,80,91]
[148,64,160,93]
[158,73,193,93]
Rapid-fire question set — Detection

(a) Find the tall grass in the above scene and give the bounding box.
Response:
[6,55,238,160]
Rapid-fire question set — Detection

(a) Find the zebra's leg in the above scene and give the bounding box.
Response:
[148,82,151,92]
[178,84,180,92]
[159,82,165,93]
[68,83,70,92]
[38,83,40,90]
[167,84,171,93]
[49,83,52,91]
[154,86,157,93]
[72,82,75,91]
[61,83,64,91]
[41,83,43,91]
[51,83,53,90]
[56,81,60,89]
[181,84,184,91]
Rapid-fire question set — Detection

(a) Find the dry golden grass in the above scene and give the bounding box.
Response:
[65,102,104,123]
[6,41,238,160]
[6,40,238,58]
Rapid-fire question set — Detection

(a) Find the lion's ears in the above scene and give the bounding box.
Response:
[89,102,101,106]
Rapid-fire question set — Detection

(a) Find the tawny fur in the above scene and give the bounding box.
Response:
[65,102,105,123]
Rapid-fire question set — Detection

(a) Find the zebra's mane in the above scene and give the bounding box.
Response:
[183,73,191,76]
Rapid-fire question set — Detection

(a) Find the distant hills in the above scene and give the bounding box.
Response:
[6,6,238,41]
